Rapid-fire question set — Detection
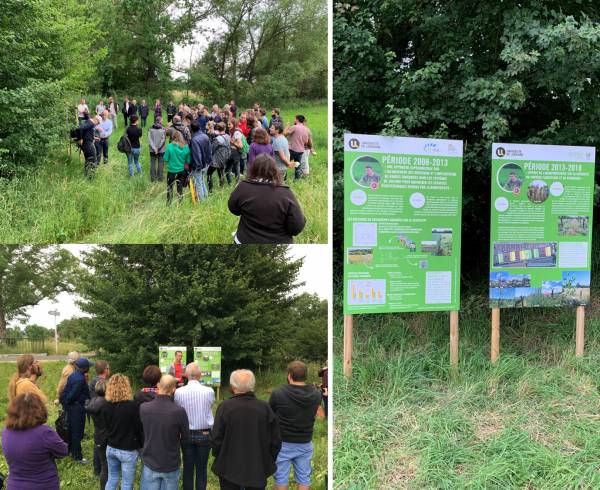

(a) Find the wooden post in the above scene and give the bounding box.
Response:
[449,310,459,370]
[491,307,500,363]
[576,305,585,357]
[343,314,353,378]
[216,386,220,401]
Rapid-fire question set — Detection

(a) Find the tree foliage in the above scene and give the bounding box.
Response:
[76,245,325,379]
[334,1,600,281]
[0,245,79,338]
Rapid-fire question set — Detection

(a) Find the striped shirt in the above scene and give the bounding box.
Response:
[174,380,215,430]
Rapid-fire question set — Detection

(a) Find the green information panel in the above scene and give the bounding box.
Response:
[343,134,463,314]
[193,346,222,386]
[490,143,595,308]
[158,346,187,374]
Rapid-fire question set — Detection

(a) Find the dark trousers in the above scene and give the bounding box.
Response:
[225,151,241,184]
[94,138,109,164]
[240,156,247,176]
[323,394,328,416]
[123,114,128,127]
[97,443,108,489]
[167,171,186,204]
[141,117,147,128]
[218,478,264,490]
[150,153,165,182]
[167,114,174,123]
[182,432,211,490]
[207,166,224,192]
[66,405,86,460]
[82,141,97,178]
[290,150,304,179]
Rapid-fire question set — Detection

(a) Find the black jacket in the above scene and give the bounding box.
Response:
[138,104,149,118]
[121,101,131,115]
[79,119,96,144]
[128,103,138,117]
[228,181,306,244]
[102,400,144,450]
[134,387,158,405]
[210,392,281,488]
[166,103,177,116]
[85,395,108,445]
[140,395,190,473]
[269,384,322,443]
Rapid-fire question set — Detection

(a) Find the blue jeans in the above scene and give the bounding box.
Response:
[191,169,208,201]
[182,432,210,490]
[141,465,180,490]
[127,147,142,176]
[273,441,313,486]
[106,446,138,490]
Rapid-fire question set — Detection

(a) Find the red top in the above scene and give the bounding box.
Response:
[238,120,250,138]
[173,362,183,383]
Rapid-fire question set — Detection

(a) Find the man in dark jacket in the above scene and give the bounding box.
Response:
[167,100,177,123]
[129,99,138,121]
[210,369,281,490]
[85,379,109,489]
[189,120,212,201]
[167,115,191,143]
[138,99,149,128]
[140,374,190,489]
[78,114,101,178]
[269,361,322,490]
[122,96,131,127]
[60,357,91,463]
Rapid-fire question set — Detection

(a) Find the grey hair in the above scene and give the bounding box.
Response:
[67,351,80,364]
[230,369,256,393]
[185,362,202,380]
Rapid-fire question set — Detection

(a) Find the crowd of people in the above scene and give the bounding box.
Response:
[2,352,328,490]
[73,97,313,243]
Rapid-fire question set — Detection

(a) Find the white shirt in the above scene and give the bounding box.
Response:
[77,104,89,117]
[174,380,215,430]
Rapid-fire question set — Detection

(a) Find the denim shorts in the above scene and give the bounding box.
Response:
[273,441,313,486]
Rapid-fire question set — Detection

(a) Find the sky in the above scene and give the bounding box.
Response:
[17,245,331,329]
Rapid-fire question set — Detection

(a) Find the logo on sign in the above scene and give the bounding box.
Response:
[496,147,506,157]
[424,143,439,153]
[348,138,360,150]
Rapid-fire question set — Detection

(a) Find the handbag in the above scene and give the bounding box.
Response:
[55,409,70,443]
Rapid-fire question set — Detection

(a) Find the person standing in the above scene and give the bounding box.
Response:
[228,154,306,244]
[96,99,106,116]
[89,360,110,401]
[270,122,292,180]
[226,119,243,184]
[246,127,274,171]
[174,363,215,490]
[189,120,212,201]
[2,393,68,490]
[125,115,143,177]
[8,354,46,404]
[129,99,138,122]
[167,100,177,123]
[140,375,190,490]
[85,379,109,490]
[229,100,237,118]
[167,350,186,386]
[60,357,91,463]
[108,96,119,130]
[164,131,190,204]
[207,122,230,192]
[103,374,143,490]
[94,110,113,165]
[139,99,149,128]
[167,115,191,143]
[78,114,102,177]
[269,361,323,490]
[56,351,80,404]
[134,365,162,404]
[285,115,310,180]
[76,98,89,124]
[210,369,282,490]
[122,96,131,127]
[318,361,328,417]
[154,99,162,124]
[148,121,167,182]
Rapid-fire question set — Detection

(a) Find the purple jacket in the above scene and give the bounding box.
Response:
[2,424,68,490]
[247,143,275,169]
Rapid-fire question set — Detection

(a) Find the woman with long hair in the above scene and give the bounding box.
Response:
[228,154,306,243]
[103,374,143,490]
[8,354,46,404]
[226,118,244,184]
[2,393,68,490]
[247,127,275,171]
[163,129,190,204]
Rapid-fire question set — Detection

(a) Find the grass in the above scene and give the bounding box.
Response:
[333,296,600,489]
[0,361,327,489]
[0,340,87,356]
[0,103,327,243]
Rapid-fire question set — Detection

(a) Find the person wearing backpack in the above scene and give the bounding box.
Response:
[207,122,230,192]
[164,130,190,204]
[226,119,244,184]
[125,115,143,177]
[189,120,212,201]
[148,120,166,182]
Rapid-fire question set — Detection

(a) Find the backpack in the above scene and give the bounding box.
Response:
[211,135,231,169]
[55,410,69,444]
[117,134,132,154]
[239,132,249,156]
[70,126,82,141]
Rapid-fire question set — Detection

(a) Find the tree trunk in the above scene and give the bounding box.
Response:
[0,306,6,339]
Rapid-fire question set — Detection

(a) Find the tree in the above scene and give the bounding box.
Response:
[57,317,90,342]
[334,1,600,281]
[25,324,53,340]
[76,245,309,378]
[0,246,79,338]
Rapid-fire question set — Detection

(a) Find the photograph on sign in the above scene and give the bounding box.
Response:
[158,346,187,374]
[193,346,222,386]
[343,134,463,314]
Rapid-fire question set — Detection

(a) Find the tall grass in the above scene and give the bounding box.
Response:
[0,361,327,489]
[0,103,327,243]
[333,300,600,489]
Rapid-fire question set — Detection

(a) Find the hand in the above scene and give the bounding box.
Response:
[78,139,83,146]
[287,161,294,168]
[184,163,190,171]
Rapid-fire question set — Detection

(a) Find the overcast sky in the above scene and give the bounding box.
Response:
[17,245,331,329]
